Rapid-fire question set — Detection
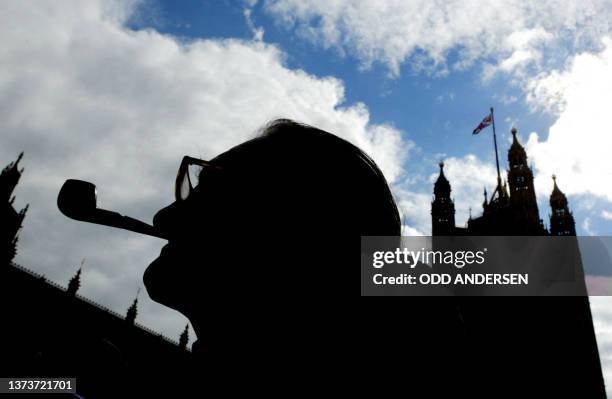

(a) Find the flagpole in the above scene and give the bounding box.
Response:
[490,106,502,187]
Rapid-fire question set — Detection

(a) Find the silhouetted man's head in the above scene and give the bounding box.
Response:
[144,119,400,350]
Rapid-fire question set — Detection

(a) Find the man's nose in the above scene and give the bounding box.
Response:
[152,201,184,239]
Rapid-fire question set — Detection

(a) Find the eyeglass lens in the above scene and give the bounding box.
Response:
[178,164,204,201]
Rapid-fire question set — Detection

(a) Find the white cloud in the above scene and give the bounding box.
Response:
[526,39,612,203]
[263,0,612,77]
[244,7,265,41]
[261,0,612,208]
[401,224,425,236]
[1,0,412,342]
[483,28,554,81]
[436,155,498,226]
[393,154,499,237]
[263,0,612,219]
[603,210,612,221]
[589,297,612,398]
[583,217,597,236]
[395,188,431,236]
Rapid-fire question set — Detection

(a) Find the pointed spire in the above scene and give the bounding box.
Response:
[434,160,451,197]
[482,187,488,209]
[438,160,446,179]
[66,258,85,296]
[549,175,575,235]
[431,160,456,235]
[179,324,190,349]
[550,174,568,208]
[508,126,528,169]
[125,288,140,325]
[3,154,28,263]
[1,152,25,202]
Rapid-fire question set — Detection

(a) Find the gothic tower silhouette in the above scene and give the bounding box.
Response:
[125,290,140,325]
[550,175,577,236]
[179,324,190,350]
[432,127,549,235]
[431,162,456,236]
[66,259,84,296]
[507,127,541,229]
[1,152,28,264]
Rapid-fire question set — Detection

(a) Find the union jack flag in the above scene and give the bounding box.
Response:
[472,112,493,134]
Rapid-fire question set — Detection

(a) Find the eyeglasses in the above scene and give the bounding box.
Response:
[175,156,223,201]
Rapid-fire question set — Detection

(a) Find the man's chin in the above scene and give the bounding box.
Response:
[143,255,188,313]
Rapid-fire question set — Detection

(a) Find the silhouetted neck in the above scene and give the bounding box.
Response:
[190,325,274,363]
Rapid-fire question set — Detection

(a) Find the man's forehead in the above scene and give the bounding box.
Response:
[210,137,268,167]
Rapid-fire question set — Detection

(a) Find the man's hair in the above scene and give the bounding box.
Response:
[208,119,401,237]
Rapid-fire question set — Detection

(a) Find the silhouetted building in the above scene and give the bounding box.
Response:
[179,324,190,350]
[1,153,28,264]
[433,127,553,235]
[125,291,139,325]
[550,174,577,236]
[66,260,83,296]
[431,127,606,396]
[1,154,193,396]
[431,161,456,236]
